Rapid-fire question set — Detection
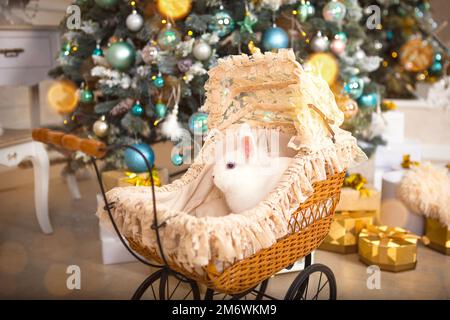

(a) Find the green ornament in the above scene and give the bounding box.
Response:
[80,89,94,104]
[92,44,103,56]
[208,7,235,37]
[131,101,144,117]
[106,41,136,71]
[157,25,181,50]
[153,75,165,88]
[61,43,72,56]
[94,0,119,8]
[237,12,257,34]
[298,1,315,23]
[155,102,167,118]
[188,112,208,134]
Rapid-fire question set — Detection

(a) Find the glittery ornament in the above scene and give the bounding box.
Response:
[188,112,208,134]
[298,1,315,23]
[344,76,364,99]
[141,45,158,64]
[177,58,193,73]
[157,24,181,50]
[322,0,346,23]
[208,6,235,37]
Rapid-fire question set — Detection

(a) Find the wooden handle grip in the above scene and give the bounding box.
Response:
[32,128,107,158]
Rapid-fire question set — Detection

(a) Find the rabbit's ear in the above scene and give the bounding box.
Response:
[243,136,252,161]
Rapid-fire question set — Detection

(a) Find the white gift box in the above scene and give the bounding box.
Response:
[374,140,422,169]
[381,111,405,144]
[97,194,137,265]
[380,171,425,235]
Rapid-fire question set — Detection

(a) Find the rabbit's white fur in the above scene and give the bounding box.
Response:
[212,126,292,213]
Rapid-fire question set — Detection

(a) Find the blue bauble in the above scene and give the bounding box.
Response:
[386,30,394,41]
[209,9,235,37]
[153,75,165,88]
[131,102,144,117]
[106,41,136,71]
[171,153,183,166]
[344,76,364,99]
[429,60,443,74]
[155,102,167,118]
[188,112,208,134]
[124,143,155,173]
[262,27,289,51]
[358,92,379,109]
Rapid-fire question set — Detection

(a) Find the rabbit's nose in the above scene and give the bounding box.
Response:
[212,175,215,179]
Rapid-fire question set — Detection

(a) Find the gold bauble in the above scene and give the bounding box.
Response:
[400,39,433,72]
[336,94,358,120]
[47,80,79,115]
[93,117,109,138]
[156,0,192,21]
[305,52,339,86]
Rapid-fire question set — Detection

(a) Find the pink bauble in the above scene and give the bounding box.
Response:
[330,38,346,55]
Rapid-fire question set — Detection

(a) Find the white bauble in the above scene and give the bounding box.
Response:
[126,10,144,32]
[311,32,329,52]
[192,41,212,61]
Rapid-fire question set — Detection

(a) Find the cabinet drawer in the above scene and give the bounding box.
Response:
[0,35,53,69]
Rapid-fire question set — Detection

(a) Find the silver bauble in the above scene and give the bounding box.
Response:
[192,41,212,61]
[93,118,109,137]
[126,10,144,32]
[311,32,329,52]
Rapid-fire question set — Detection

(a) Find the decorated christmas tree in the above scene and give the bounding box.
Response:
[48,0,447,172]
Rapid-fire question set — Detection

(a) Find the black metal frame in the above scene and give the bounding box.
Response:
[91,144,337,300]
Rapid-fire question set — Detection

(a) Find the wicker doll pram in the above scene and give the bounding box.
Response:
[32,50,364,299]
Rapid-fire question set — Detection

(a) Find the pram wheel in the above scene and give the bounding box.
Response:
[204,278,269,300]
[132,269,201,300]
[284,264,336,300]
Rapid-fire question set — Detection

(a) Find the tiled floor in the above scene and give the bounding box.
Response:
[0,175,448,299]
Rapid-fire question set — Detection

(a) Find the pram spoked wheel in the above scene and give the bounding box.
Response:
[132,268,201,300]
[284,264,336,300]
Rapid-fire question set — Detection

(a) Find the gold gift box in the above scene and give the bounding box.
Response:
[319,211,374,253]
[425,218,450,255]
[335,186,381,222]
[358,225,419,272]
[101,169,169,192]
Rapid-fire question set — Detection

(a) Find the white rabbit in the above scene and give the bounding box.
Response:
[212,126,292,213]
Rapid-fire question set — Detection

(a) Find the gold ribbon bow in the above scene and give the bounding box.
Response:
[361,225,429,247]
[343,173,371,197]
[124,170,161,187]
[401,154,420,169]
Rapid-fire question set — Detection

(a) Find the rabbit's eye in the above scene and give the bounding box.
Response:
[226,162,236,169]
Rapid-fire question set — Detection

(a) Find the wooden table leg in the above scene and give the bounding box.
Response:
[30,141,52,234]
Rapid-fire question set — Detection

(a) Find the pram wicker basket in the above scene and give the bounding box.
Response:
[127,171,344,294]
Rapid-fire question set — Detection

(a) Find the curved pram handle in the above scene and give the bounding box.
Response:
[32,128,107,158]
[32,129,190,281]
